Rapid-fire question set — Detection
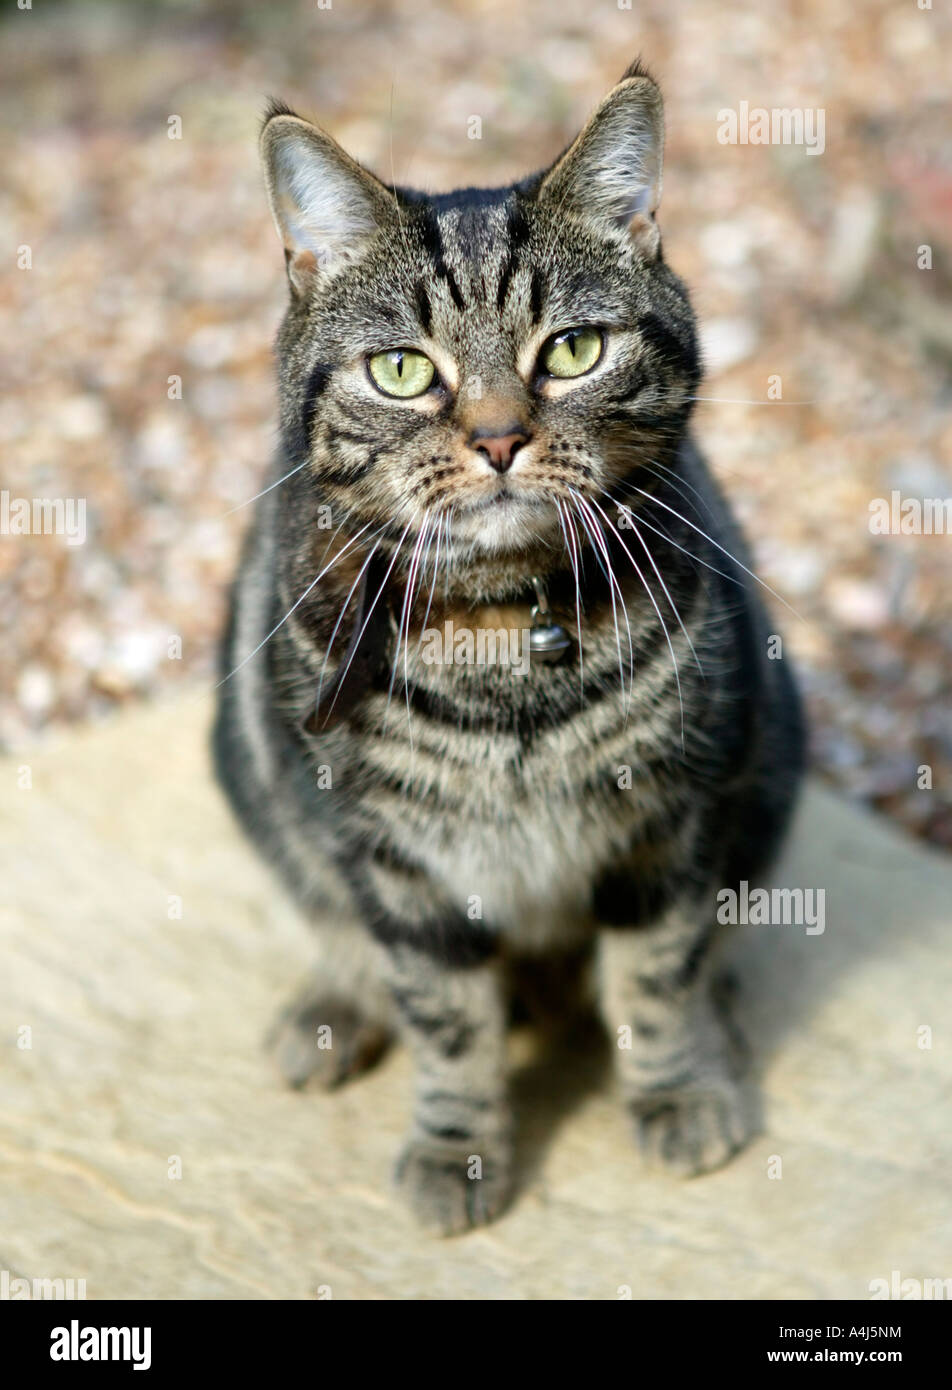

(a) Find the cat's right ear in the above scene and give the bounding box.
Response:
[260,103,397,296]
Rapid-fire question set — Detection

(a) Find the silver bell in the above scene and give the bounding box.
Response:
[529,620,573,663]
[529,574,573,665]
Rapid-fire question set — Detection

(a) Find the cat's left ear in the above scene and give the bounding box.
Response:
[538,63,664,260]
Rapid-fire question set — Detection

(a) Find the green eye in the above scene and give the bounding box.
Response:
[540,327,603,379]
[368,348,435,398]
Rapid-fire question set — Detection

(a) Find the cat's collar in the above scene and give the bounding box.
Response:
[528,574,573,664]
[302,565,573,736]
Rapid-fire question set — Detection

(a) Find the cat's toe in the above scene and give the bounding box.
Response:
[394,1139,512,1236]
[266,994,390,1090]
[629,1076,753,1177]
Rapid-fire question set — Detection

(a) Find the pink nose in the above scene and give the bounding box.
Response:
[471,430,531,474]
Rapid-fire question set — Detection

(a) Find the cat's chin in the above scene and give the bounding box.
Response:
[448,493,558,556]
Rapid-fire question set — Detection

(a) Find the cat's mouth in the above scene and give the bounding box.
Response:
[447,488,560,555]
[466,489,548,514]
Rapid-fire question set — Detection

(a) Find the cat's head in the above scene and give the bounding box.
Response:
[262,63,699,573]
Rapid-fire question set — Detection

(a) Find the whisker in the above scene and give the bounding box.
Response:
[223,457,310,515]
[387,515,432,751]
[611,470,708,538]
[590,494,704,680]
[606,500,748,591]
[406,514,441,728]
[574,488,684,748]
[619,457,713,523]
[417,510,445,654]
[217,519,377,687]
[688,396,816,407]
[613,386,817,409]
[314,532,387,713]
[441,509,454,606]
[324,521,414,722]
[569,490,633,715]
[622,484,802,620]
[555,498,585,702]
[386,520,425,707]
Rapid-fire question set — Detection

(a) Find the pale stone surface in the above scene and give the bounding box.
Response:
[1,695,949,1300]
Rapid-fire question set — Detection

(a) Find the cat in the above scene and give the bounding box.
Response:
[213,60,805,1235]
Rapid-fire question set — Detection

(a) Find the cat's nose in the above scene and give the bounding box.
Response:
[470,427,532,474]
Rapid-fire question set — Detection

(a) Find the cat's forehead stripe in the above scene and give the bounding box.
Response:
[413,280,432,335]
[422,201,526,322]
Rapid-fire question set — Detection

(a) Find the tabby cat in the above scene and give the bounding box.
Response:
[213,62,804,1235]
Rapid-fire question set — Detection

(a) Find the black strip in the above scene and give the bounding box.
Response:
[497,200,532,310]
[419,1121,473,1141]
[443,264,465,312]
[360,641,667,744]
[529,267,545,323]
[420,208,466,311]
[606,370,648,406]
[414,280,432,334]
[352,756,463,811]
[332,835,498,969]
[419,206,444,263]
[295,361,333,455]
[318,462,376,487]
[496,256,516,310]
[676,920,718,988]
[603,407,680,432]
[325,424,375,448]
[506,200,531,254]
[376,915,497,970]
[388,993,482,1057]
[637,313,693,369]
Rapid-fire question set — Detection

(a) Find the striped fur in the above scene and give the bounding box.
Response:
[214,64,804,1234]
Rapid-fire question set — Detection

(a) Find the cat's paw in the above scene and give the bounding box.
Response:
[394,1138,512,1237]
[266,993,390,1090]
[628,1074,753,1177]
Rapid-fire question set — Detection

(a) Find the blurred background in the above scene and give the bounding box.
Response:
[2,0,950,847]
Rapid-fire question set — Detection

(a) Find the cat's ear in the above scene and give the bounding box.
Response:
[538,63,664,260]
[260,102,397,296]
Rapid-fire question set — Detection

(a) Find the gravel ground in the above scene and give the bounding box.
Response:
[2,0,951,847]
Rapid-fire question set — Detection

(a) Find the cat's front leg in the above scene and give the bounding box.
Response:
[595,896,753,1177]
[376,929,512,1236]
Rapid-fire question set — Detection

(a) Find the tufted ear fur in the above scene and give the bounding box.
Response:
[260,101,398,295]
[538,62,664,260]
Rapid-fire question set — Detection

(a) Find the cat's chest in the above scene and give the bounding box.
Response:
[428,787,613,943]
[357,691,660,941]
